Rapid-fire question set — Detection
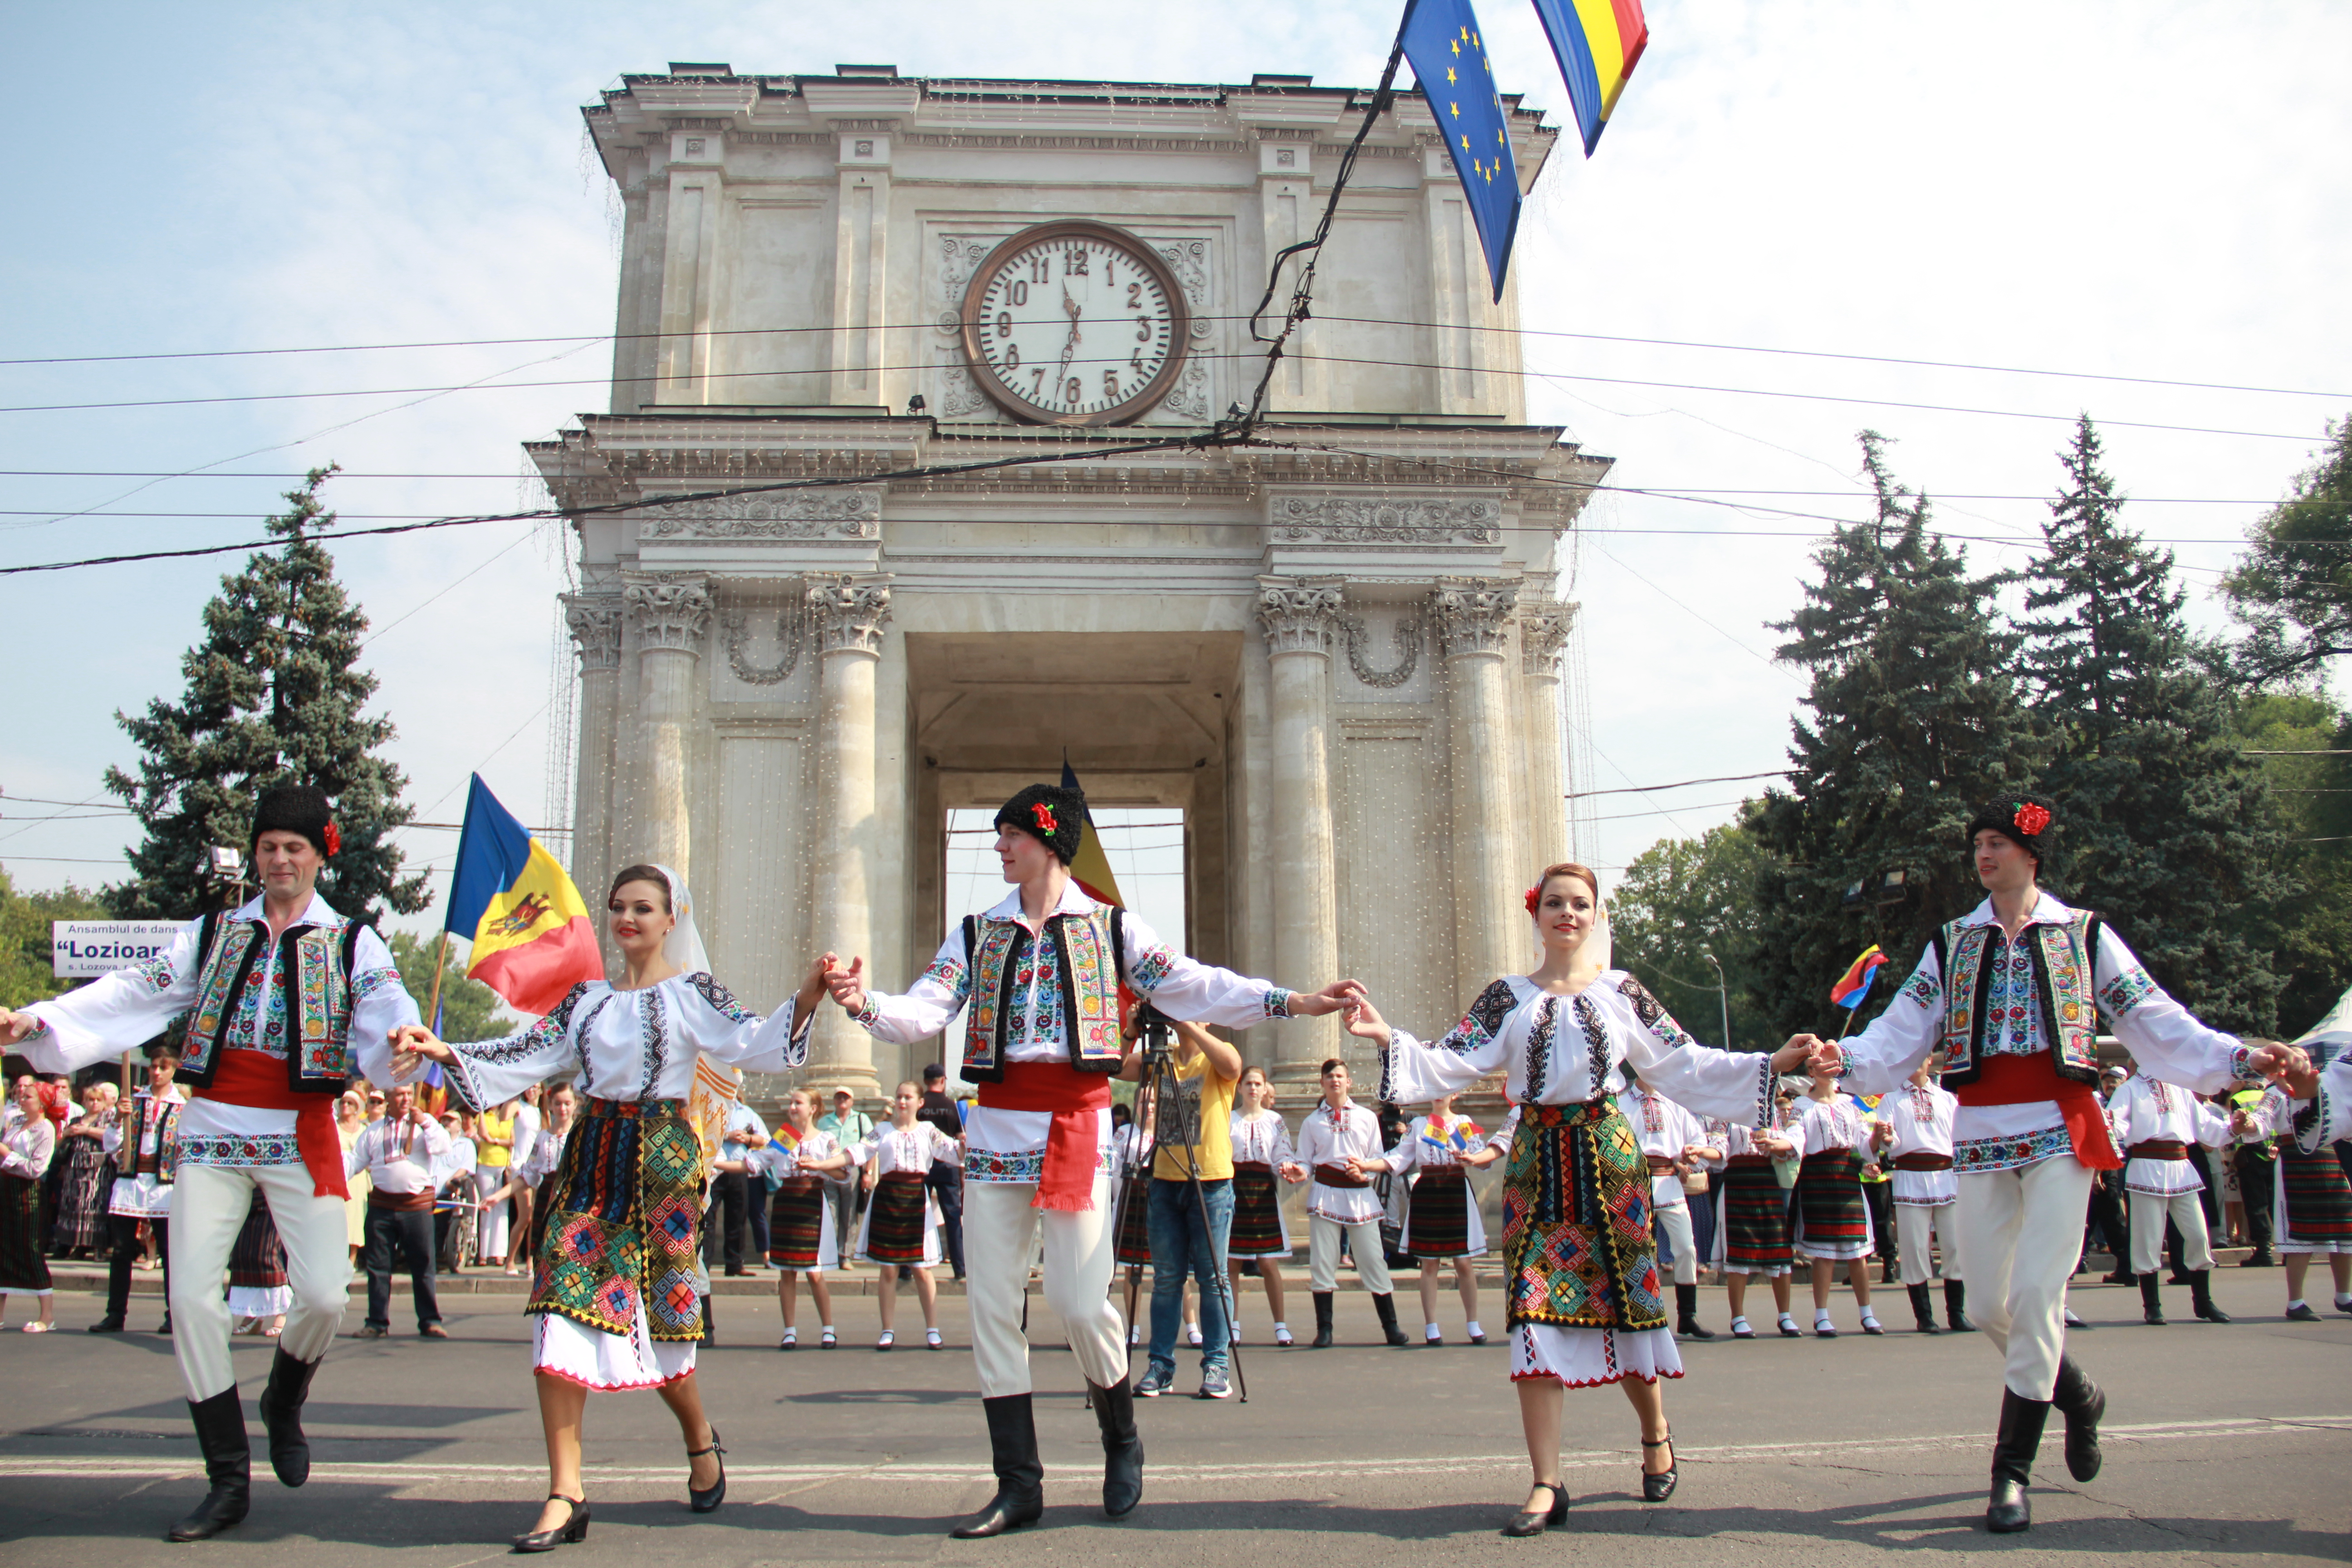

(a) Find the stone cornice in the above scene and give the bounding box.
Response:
[1258,578,1344,657]
[561,592,624,672]
[622,572,713,654]
[1431,578,1519,661]
[805,575,893,657]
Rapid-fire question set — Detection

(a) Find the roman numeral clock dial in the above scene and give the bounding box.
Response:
[959,220,1191,426]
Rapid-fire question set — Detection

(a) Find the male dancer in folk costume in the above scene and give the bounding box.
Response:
[1820,796,2301,1533]
[824,781,1361,1539]
[1618,1071,1723,1340]
[0,786,419,1541]
[1871,1052,1967,1333]
[98,1048,186,1331]
[1282,1058,1413,1350]
[2106,1061,2236,1325]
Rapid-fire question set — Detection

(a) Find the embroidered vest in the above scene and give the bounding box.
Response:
[119,1095,183,1184]
[177,907,368,1094]
[959,906,1127,1083]
[1931,911,2104,1088]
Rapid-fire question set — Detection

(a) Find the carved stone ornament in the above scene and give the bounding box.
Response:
[1519,607,1574,676]
[1430,581,1518,660]
[622,573,713,654]
[561,592,624,672]
[1257,581,1344,657]
[806,577,893,657]
[1270,496,1502,545]
[720,596,808,686]
[640,489,880,540]
[1339,609,1423,689]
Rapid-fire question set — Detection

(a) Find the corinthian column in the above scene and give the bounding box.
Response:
[1257,579,1343,1090]
[1519,606,1574,875]
[1433,580,1521,1002]
[620,573,710,887]
[563,591,624,969]
[809,575,892,1096]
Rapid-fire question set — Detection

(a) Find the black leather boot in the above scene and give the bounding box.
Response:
[2140,1273,2166,1324]
[1675,1284,1715,1339]
[950,1395,1044,1539]
[166,1390,251,1542]
[1089,1378,1144,1518]
[2189,1269,2231,1323]
[1311,1291,1334,1348]
[1371,1292,1411,1348]
[257,1348,319,1488]
[1985,1389,2049,1534]
[1908,1283,1941,1333]
[2049,1356,2106,1482]
[1945,1280,1973,1332]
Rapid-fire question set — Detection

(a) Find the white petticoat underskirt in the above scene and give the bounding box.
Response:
[533,1306,696,1392]
[228,1285,292,1318]
[1793,1200,1876,1262]
[1509,1323,1683,1388]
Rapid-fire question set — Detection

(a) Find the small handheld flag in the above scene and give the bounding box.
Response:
[1528,0,1651,156]
[1830,946,1889,1010]
[445,775,605,1017]
[1398,0,1522,301]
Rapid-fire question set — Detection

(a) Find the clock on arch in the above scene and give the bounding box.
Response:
[958,220,1191,426]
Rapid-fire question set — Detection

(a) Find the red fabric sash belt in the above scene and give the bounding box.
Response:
[1950,1050,2122,1172]
[977,1061,1112,1214]
[204,1047,350,1199]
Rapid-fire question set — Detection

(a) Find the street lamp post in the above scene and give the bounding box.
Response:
[1700,948,1733,1053]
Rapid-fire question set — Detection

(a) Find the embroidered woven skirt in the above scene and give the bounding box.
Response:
[528,1098,703,1391]
[227,1191,291,1318]
[1112,1171,1156,1267]
[2277,1144,2352,1254]
[1228,1161,1291,1259]
[1794,1149,1874,1261]
[1404,1166,1485,1260]
[1500,1101,1678,1388]
[0,1174,52,1293]
[767,1176,833,1271]
[1717,1157,1794,1276]
[54,1137,108,1252]
[859,1171,936,1266]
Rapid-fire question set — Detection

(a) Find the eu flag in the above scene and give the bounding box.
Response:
[1398,0,1522,301]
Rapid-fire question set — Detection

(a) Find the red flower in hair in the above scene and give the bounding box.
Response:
[322,822,342,857]
[1524,887,1542,916]
[2012,801,2052,838]
[1031,803,1057,836]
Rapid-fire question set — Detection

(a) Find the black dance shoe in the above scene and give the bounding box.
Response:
[1641,1435,1678,1502]
[1502,1482,1568,1537]
[511,1494,589,1552]
[686,1428,726,1513]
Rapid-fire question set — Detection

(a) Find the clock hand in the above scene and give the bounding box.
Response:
[1058,284,1083,382]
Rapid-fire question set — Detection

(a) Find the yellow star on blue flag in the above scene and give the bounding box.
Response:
[1399,0,1520,300]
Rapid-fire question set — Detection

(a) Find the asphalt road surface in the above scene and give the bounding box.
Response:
[3,1266,2345,1565]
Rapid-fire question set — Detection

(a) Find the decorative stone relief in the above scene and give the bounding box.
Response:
[806,577,893,657]
[561,593,623,672]
[1269,496,1502,545]
[1430,580,1517,660]
[1156,241,1212,341]
[622,573,712,654]
[640,489,880,539]
[1257,581,1344,657]
[720,596,808,686]
[1519,606,1574,676]
[1338,608,1423,689]
[937,236,1001,419]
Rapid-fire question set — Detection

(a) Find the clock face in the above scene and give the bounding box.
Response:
[960,220,1191,426]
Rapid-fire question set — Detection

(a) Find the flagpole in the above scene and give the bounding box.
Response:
[426,930,450,1034]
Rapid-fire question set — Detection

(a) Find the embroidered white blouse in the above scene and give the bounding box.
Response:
[1383,1112,1486,1176]
[1617,1087,1709,1209]
[857,1123,960,1181]
[1228,1110,1295,1169]
[1873,1082,1960,1205]
[1292,1100,1388,1223]
[2106,1073,2233,1196]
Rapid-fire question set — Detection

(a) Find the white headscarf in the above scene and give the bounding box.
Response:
[649,862,710,976]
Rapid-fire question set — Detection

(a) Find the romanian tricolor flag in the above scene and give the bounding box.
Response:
[1529,0,1651,156]
[1830,945,1890,1010]
[1062,760,1128,910]
[444,774,604,1016]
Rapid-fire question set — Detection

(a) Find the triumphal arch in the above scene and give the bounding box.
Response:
[533,64,1610,1095]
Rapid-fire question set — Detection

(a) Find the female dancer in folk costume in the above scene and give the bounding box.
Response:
[1358,1092,1501,1346]
[2237,1080,2352,1320]
[1346,862,1823,1535]
[1112,1097,1155,1346]
[1226,1065,1297,1346]
[757,1087,854,1350]
[1707,1097,1805,1338]
[1791,1074,1883,1336]
[853,1081,960,1350]
[394,863,824,1551]
[0,1076,59,1330]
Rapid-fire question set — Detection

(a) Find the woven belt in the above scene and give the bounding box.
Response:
[1312,1162,1369,1190]
[1645,1155,1678,1174]
[2127,1139,2189,1161]
[1893,1153,1954,1171]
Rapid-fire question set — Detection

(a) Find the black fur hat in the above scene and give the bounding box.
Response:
[252,784,338,857]
[1965,793,2055,865]
[994,783,1085,865]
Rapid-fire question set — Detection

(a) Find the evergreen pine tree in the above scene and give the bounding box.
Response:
[103,468,429,925]
[2021,415,2285,1033]
[1751,432,2044,1037]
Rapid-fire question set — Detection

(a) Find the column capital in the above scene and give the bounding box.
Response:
[1431,578,1517,660]
[1519,604,1575,676]
[621,572,712,654]
[1257,578,1344,657]
[561,591,624,672]
[806,574,893,657]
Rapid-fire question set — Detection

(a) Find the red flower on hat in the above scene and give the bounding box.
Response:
[1524,887,1542,916]
[1031,802,1057,836]
[2012,801,2052,838]
[322,822,342,857]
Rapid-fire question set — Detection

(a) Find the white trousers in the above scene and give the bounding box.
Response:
[1307,1216,1392,1294]
[964,1176,1127,1399]
[1895,1201,1962,1286]
[1654,1202,1697,1287]
[170,1163,350,1402]
[2129,1187,2214,1276]
[1955,1156,2092,1402]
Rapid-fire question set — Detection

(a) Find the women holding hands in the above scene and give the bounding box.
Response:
[1342,861,1828,1536]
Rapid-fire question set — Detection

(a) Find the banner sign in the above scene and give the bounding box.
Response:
[52,921,182,979]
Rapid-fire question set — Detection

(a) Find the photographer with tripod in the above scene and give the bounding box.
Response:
[1118,1016,1244,1400]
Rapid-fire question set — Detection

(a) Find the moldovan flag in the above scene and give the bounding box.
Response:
[445,774,604,1016]
[1061,760,1128,909]
[1830,945,1889,1010]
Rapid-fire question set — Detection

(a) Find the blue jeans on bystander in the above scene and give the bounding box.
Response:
[1147,1176,1233,1377]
